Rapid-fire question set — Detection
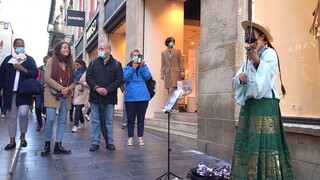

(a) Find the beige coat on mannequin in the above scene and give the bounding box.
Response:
[161,48,185,89]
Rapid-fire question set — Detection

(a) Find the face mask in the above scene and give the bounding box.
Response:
[132,56,138,61]
[98,50,105,58]
[168,42,174,47]
[15,47,25,54]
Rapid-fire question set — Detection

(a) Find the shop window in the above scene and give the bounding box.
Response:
[255,0,320,122]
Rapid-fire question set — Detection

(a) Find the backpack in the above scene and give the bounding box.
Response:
[145,77,156,99]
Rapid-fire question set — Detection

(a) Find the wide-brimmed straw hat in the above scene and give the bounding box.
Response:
[241,20,273,43]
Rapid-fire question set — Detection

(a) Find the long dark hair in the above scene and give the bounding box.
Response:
[53,42,74,67]
[256,29,286,97]
[51,41,75,86]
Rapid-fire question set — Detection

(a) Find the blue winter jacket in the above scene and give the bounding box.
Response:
[123,62,151,102]
[0,54,38,109]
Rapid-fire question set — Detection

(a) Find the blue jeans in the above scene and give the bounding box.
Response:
[35,92,45,125]
[45,97,68,142]
[90,103,115,145]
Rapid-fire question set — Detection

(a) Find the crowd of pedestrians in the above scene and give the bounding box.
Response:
[0,38,155,155]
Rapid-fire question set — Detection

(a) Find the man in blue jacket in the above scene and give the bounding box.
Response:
[86,43,123,151]
[0,38,38,150]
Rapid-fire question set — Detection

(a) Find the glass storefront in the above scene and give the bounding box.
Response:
[255,0,320,120]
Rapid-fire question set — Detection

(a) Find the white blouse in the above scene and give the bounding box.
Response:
[232,48,280,106]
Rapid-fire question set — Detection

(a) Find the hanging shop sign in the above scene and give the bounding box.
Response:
[67,10,85,27]
[86,20,97,41]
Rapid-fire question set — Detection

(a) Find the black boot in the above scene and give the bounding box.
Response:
[53,142,71,154]
[41,141,50,156]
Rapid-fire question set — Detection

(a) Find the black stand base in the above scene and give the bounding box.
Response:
[156,171,182,180]
[155,111,182,180]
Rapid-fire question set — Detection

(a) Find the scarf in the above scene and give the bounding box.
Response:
[8,51,27,64]
[74,66,86,83]
[51,54,74,87]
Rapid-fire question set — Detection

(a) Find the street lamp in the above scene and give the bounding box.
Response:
[47,23,74,55]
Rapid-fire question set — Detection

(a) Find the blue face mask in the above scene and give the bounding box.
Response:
[168,42,174,48]
[98,50,105,58]
[132,56,138,61]
[15,47,25,54]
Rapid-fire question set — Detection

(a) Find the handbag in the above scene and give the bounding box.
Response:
[17,78,43,95]
[145,77,156,99]
[50,88,63,101]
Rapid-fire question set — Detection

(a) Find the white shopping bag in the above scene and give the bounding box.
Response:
[177,79,192,95]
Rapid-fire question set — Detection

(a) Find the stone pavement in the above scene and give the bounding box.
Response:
[0,111,229,180]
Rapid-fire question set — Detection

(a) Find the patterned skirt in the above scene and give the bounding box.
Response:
[230,98,295,180]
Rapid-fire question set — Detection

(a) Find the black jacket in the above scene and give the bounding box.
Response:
[86,56,123,104]
[0,54,38,109]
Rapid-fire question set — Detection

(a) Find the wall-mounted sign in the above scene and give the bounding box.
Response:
[86,20,97,41]
[67,10,85,27]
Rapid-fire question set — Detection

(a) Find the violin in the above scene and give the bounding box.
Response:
[245,42,259,52]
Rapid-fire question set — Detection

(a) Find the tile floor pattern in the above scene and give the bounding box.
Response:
[0,111,229,180]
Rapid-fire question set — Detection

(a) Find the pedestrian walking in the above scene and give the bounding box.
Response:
[71,59,89,133]
[86,43,123,151]
[41,41,76,156]
[230,20,295,179]
[123,49,152,146]
[0,38,38,150]
[35,55,49,131]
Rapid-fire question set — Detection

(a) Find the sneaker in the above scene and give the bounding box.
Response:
[138,137,144,146]
[122,124,127,129]
[78,123,86,129]
[71,126,78,133]
[85,114,90,121]
[106,144,116,150]
[127,137,133,146]
[1,114,5,118]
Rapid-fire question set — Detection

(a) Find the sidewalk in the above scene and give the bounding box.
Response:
[0,111,229,180]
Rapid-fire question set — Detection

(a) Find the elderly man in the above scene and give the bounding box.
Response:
[86,43,123,151]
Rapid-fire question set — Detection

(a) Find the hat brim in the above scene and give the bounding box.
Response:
[241,20,273,43]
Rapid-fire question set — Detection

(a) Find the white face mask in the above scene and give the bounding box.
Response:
[168,42,174,48]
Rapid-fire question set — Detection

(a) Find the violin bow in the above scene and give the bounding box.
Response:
[245,0,253,71]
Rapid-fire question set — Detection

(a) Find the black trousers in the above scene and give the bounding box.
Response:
[125,101,149,137]
[73,105,84,126]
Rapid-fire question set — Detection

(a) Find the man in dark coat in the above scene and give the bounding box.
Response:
[0,38,38,150]
[86,43,123,151]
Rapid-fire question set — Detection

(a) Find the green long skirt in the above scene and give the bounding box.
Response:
[230,98,295,180]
